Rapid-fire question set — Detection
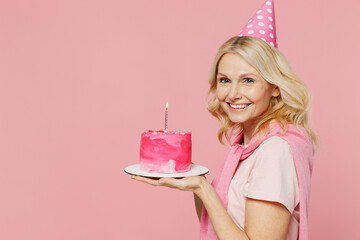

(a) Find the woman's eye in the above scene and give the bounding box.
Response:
[244,78,254,83]
[219,78,230,83]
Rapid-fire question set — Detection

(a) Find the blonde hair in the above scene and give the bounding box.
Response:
[207,36,319,149]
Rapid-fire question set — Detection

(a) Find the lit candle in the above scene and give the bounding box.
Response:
[165,102,168,131]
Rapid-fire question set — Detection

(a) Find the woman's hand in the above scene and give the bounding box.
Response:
[131,175,206,196]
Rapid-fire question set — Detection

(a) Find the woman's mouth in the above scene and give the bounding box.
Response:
[227,103,251,112]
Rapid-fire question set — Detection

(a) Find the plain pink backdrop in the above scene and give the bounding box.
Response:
[0,0,359,239]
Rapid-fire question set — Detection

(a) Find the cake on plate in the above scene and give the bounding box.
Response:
[140,130,192,174]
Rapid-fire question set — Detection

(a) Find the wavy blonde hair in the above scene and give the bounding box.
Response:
[207,36,318,149]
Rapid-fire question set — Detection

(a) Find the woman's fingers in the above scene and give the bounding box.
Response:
[131,175,182,188]
[131,175,163,186]
[131,175,205,193]
[131,175,187,190]
[160,177,202,191]
[158,177,184,189]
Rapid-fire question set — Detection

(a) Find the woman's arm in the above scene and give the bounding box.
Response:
[132,175,291,240]
[193,193,203,221]
[197,178,291,240]
[196,177,250,240]
[244,198,291,240]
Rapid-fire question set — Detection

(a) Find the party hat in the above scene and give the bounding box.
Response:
[238,0,278,48]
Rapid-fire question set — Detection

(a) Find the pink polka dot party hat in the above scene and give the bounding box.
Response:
[238,0,278,48]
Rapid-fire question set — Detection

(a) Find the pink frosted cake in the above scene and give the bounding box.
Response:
[140,130,192,174]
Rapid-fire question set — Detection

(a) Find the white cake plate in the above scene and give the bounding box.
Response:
[124,163,209,179]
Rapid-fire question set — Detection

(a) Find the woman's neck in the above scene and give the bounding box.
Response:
[240,122,257,145]
[241,120,278,145]
[242,130,253,145]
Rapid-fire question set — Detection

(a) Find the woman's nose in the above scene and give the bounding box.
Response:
[228,84,242,100]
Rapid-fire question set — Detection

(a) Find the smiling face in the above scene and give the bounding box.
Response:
[215,53,280,131]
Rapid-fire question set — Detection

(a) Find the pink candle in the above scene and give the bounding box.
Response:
[165,102,168,131]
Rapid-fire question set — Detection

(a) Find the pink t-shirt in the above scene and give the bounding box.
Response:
[227,136,300,240]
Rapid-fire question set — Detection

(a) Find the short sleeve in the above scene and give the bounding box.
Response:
[242,136,299,213]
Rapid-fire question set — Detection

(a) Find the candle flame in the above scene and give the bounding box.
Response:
[166,102,168,109]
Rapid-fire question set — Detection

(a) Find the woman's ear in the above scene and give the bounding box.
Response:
[272,86,280,97]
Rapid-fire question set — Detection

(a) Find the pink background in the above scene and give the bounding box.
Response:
[0,0,359,239]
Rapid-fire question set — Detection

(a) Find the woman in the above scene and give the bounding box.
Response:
[132,2,318,239]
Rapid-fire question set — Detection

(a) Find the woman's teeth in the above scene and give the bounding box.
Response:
[229,103,250,109]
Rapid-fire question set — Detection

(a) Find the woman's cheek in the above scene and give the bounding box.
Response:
[216,86,228,101]
[247,88,264,102]
[215,90,223,101]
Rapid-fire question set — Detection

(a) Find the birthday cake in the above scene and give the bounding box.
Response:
[140,130,192,174]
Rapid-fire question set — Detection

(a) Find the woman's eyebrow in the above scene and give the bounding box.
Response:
[217,72,227,76]
[217,72,256,78]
